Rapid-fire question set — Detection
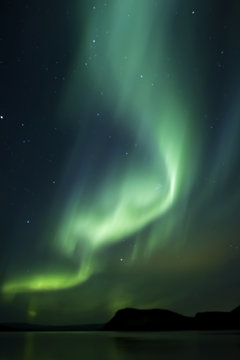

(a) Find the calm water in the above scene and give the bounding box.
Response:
[0,331,240,360]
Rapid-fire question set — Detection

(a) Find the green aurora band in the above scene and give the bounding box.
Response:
[3,0,239,298]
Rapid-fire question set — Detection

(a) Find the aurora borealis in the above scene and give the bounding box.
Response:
[1,0,240,325]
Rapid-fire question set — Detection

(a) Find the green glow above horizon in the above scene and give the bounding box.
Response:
[3,258,95,294]
[3,0,199,294]
[4,0,239,302]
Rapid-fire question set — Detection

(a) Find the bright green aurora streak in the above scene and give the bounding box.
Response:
[4,0,200,294]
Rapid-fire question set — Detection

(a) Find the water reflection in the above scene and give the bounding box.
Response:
[0,331,240,360]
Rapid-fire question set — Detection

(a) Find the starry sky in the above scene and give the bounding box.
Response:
[1,0,240,325]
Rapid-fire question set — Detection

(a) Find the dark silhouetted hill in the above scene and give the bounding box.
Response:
[104,308,193,331]
[1,306,240,332]
[103,306,240,331]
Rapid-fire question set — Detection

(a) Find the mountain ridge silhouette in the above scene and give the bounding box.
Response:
[1,306,240,332]
[104,306,240,331]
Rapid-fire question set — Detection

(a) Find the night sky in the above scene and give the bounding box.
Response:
[1,0,240,325]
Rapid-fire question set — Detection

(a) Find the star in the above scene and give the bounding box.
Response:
[0,115,3,119]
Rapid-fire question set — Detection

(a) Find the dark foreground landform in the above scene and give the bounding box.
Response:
[1,306,240,332]
[103,306,240,331]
